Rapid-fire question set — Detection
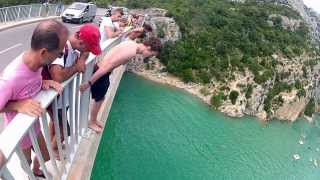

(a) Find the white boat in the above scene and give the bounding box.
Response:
[299,140,304,145]
[293,154,301,160]
[314,160,318,167]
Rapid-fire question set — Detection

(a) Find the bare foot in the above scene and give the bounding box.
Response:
[88,122,102,133]
[96,121,104,128]
[33,169,46,179]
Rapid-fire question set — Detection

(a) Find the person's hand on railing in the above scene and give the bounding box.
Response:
[75,58,86,73]
[42,80,63,95]
[79,81,90,93]
[8,99,44,117]
[79,51,90,61]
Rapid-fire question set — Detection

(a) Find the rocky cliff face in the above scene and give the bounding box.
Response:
[128,4,320,122]
[261,0,320,44]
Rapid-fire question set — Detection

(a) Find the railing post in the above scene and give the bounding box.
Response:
[16,7,21,20]
[74,74,81,143]
[4,8,8,22]
[1,166,15,180]
[16,148,37,180]
[55,5,58,16]
[40,113,61,176]
[52,98,66,172]
[28,5,32,18]
[28,128,51,180]
[69,79,75,152]
[38,5,42,17]
[61,89,71,162]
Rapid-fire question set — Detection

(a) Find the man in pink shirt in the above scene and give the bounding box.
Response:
[80,37,162,133]
[0,20,67,178]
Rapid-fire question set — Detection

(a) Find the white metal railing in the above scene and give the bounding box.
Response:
[0,35,124,179]
[0,4,63,23]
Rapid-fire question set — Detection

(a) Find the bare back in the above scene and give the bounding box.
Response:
[98,41,138,69]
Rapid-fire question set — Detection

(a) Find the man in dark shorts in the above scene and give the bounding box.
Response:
[80,37,162,133]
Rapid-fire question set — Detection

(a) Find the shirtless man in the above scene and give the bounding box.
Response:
[79,37,162,132]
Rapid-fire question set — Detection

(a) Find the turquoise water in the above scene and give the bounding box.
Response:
[91,73,320,180]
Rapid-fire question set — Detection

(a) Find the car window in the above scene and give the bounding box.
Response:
[68,3,86,10]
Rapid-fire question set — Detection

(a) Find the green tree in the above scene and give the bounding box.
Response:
[304,98,315,117]
[229,90,239,105]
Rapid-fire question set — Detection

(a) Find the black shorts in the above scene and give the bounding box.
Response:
[91,66,111,102]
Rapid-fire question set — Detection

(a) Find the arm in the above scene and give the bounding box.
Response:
[126,28,144,40]
[0,80,43,117]
[105,26,122,38]
[42,80,63,95]
[79,62,114,92]
[0,99,43,117]
[49,53,88,83]
[49,64,79,83]
[90,63,114,84]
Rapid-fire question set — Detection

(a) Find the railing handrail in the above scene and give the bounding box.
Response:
[0,3,62,24]
[0,4,50,10]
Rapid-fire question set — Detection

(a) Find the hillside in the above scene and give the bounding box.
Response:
[101,0,320,121]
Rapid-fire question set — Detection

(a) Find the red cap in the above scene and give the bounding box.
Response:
[79,23,102,55]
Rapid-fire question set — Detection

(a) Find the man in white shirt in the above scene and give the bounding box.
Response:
[47,23,102,157]
[99,8,124,43]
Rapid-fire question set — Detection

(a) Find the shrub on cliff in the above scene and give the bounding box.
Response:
[304,98,315,117]
[211,92,225,109]
[229,90,239,105]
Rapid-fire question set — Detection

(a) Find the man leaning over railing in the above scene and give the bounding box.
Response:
[44,23,101,159]
[80,37,162,133]
[0,19,67,178]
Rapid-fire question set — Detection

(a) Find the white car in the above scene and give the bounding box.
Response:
[62,2,97,24]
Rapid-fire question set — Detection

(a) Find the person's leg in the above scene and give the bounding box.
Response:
[89,100,103,133]
[48,107,60,159]
[89,72,110,133]
[32,132,50,176]
[22,147,32,174]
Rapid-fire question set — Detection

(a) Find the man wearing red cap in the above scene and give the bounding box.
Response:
[47,23,101,157]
